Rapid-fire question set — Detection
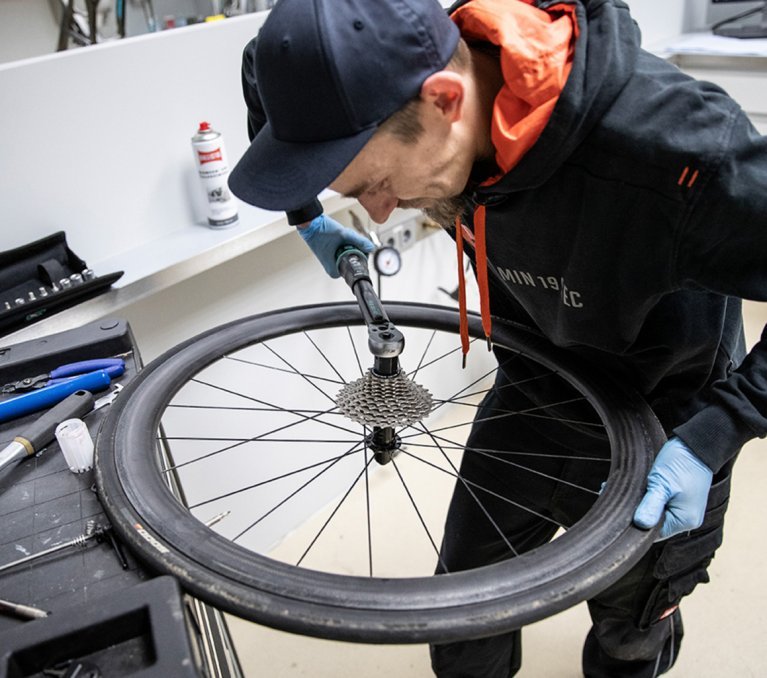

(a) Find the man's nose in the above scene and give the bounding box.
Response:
[358,191,398,224]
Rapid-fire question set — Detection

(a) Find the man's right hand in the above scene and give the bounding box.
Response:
[298,214,375,278]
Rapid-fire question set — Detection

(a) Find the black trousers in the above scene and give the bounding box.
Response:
[430,366,732,678]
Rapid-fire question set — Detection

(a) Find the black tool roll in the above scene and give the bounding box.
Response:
[0,232,123,336]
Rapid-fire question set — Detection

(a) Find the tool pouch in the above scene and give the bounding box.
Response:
[0,231,123,336]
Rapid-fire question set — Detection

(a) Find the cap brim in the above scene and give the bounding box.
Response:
[229,122,377,212]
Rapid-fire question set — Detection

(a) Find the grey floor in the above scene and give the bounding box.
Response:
[226,301,767,677]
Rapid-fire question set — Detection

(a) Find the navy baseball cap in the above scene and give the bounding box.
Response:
[229,0,460,212]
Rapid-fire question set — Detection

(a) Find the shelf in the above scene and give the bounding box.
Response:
[1,192,356,345]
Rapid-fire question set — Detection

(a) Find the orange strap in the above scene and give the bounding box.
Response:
[455,216,470,367]
[455,208,493,367]
[473,205,492,347]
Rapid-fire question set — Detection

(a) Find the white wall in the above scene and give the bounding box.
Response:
[0,12,270,265]
[627,0,691,46]
[628,0,765,46]
[0,0,229,65]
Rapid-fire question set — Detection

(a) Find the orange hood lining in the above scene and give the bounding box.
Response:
[449,0,577,363]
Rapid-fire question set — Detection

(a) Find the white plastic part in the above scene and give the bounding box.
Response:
[55,418,95,473]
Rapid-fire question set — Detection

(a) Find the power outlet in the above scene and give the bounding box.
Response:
[377,216,422,252]
[335,206,434,253]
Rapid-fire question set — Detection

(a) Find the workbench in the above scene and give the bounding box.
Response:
[0,318,242,677]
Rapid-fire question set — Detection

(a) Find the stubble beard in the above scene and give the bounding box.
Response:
[408,194,472,230]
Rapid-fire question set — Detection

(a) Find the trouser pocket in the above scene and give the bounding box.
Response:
[638,471,731,630]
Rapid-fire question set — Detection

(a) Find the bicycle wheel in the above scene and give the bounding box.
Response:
[95,301,663,644]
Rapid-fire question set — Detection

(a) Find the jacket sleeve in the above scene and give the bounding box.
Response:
[673,107,767,472]
[240,38,322,226]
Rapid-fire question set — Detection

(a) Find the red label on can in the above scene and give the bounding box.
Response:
[198,148,223,164]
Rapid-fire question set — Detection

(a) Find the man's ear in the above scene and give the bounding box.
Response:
[419,71,465,122]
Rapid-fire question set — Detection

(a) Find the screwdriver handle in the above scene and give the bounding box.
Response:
[0,390,95,483]
[17,389,94,453]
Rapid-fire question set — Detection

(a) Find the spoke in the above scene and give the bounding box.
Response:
[391,458,449,574]
[469,448,601,495]
[163,392,361,472]
[414,421,518,557]
[409,345,525,403]
[347,326,365,378]
[409,329,437,381]
[399,396,591,440]
[190,377,339,417]
[262,341,338,406]
[168,404,348,415]
[404,336,483,377]
[161,422,357,474]
[405,439,609,462]
[161,436,361,444]
[433,370,559,408]
[429,397,606,430]
[363,431,373,577]
[401,450,565,529]
[232,442,365,542]
[303,331,348,384]
[425,364,501,419]
[223,355,344,386]
[187,450,361,510]
[296,453,375,567]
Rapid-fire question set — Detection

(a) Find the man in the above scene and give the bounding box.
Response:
[229,0,767,675]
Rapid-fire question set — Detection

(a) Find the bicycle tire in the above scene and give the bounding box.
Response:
[95,302,664,644]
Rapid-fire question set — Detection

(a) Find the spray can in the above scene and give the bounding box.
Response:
[191,121,239,228]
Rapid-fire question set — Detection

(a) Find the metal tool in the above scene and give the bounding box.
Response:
[89,382,123,413]
[0,597,49,620]
[0,520,126,574]
[57,0,76,51]
[2,358,125,393]
[205,510,231,528]
[334,247,433,463]
[0,390,94,482]
[116,0,126,38]
[84,0,100,44]
[141,0,158,31]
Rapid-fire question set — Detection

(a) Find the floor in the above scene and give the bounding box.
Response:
[226,301,767,677]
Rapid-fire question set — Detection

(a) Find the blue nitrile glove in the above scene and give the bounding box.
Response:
[298,214,375,278]
[633,436,714,540]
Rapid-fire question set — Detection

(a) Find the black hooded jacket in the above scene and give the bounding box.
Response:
[452,0,767,472]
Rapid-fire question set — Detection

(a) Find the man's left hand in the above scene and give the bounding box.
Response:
[633,437,713,540]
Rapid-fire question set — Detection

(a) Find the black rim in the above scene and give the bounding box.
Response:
[95,302,663,643]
